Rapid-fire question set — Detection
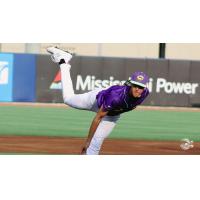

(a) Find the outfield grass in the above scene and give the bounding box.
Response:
[0,105,200,141]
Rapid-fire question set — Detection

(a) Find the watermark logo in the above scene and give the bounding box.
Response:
[0,61,9,84]
[180,138,194,150]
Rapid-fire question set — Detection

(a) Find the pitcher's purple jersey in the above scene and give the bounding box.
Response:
[96,85,149,116]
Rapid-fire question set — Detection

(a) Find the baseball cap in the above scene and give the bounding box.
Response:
[129,71,149,88]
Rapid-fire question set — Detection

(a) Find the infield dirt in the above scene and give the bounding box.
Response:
[1,103,200,155]
[0,135,199,155]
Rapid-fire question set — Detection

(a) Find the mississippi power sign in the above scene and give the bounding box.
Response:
[36,55,200,107]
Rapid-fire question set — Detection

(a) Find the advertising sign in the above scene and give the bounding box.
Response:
[0,53,36,102]
[0,53,14,102]
[36,55,200,107]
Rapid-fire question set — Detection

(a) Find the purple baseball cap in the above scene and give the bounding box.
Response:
[129,71,149,88]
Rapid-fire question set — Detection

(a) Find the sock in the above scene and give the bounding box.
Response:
[59,59,66,65]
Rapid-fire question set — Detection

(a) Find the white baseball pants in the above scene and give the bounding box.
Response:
[60,63,120,155]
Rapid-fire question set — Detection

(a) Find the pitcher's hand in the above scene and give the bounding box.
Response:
[81,141,90,155]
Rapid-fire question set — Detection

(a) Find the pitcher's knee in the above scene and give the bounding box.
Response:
[63,96,74,106]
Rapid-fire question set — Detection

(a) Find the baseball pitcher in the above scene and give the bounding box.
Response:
[47,47,149,155]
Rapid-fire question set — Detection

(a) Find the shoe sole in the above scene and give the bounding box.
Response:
[47,46,75,56]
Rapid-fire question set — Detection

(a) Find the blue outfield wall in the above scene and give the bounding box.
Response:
[0,53,36,102]
[12,54,36,102]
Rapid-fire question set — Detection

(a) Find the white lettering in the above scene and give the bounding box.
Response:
[147,78,153,92]
[173,82,185,94]
[183,83,192,94]
[191,84,199,94]
[156,78,199,94]
[165,82,174,93]
[91,76,95,90]
[76,75,91,90]
[156,78,166,92]
[76,75,124,91]
[94,79,102,89]
[75,75,199,95]
[121,80,126,85]
[113,80,121,85]
[102,80,109,88]
[109,76,114,86]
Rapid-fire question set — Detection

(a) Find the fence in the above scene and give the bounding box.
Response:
[1,53,200,107]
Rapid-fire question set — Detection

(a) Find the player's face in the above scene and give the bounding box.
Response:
[131,85,145,98]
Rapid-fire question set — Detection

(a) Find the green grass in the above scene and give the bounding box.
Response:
[0,105,200,141]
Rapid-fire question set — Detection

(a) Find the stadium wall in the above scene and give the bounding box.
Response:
[0,53,200,107]
[0,53,36,102]
[36,55,200,107]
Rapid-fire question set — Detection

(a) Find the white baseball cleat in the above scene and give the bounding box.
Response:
[47,47,73,64]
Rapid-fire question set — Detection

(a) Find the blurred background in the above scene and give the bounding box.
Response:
[1,43,200,60]
[0,43,200,107]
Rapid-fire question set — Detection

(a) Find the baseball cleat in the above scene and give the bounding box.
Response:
[47,46,73,64]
